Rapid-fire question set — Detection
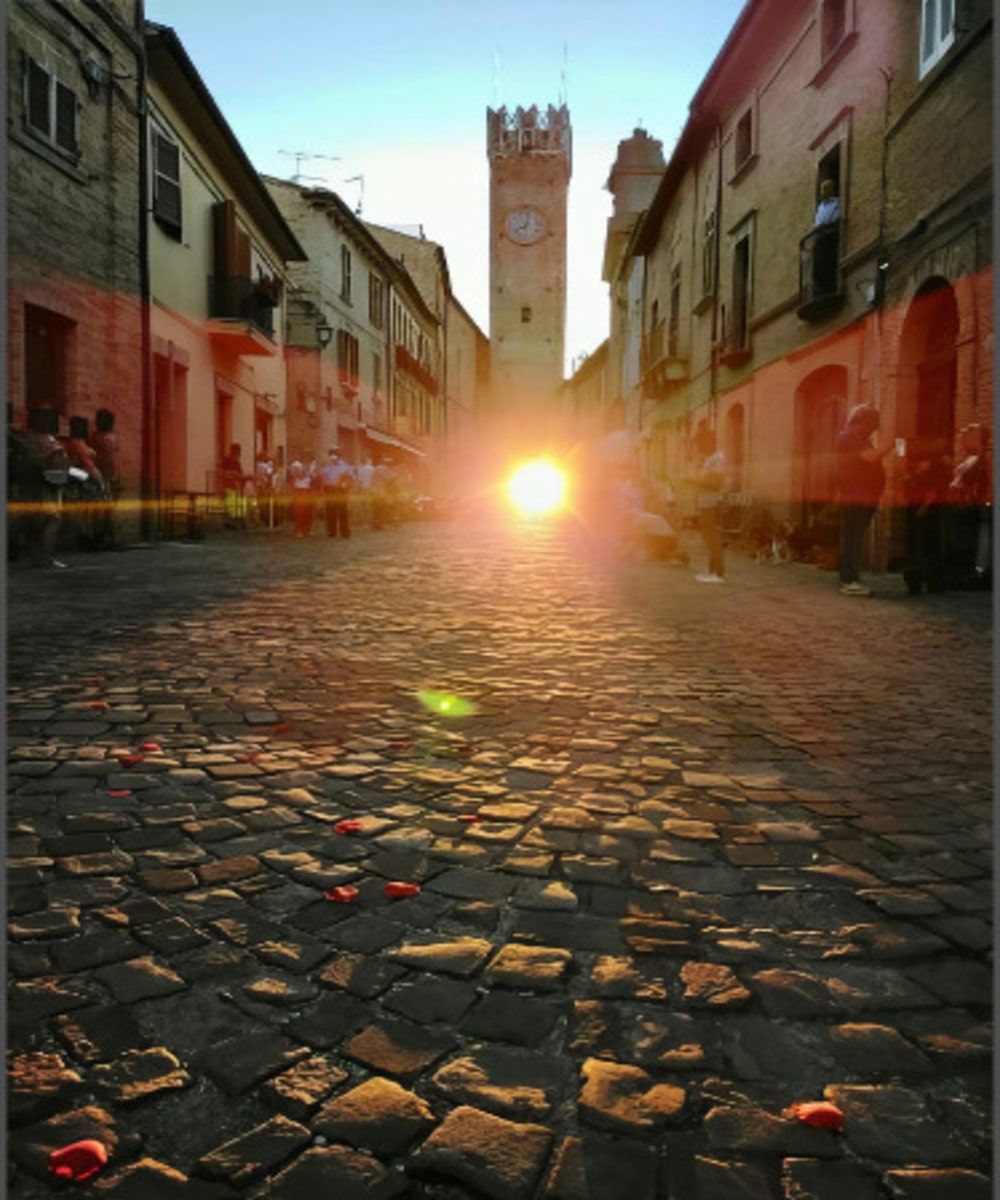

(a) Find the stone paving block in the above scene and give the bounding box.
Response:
[824,1085,972,1165]
[8,907,82,940]
[485,943,573,991]
[11,1104,119,1180]
[92,955,187,1002]
[902,958,992,1007]
[313,1076,435,1154]
[10,977,93,1021]
[427,867,518,900]
[781,1158,881,1199]
[432,1045,571,1120]
[199,1031,309,1095]
[825,1023,933,1078]
[195,1114,311,1188]
[342,1016,457,1079]
[693,1155,780,1199]
[91,1157,220,1198]
[578,1058,686,1135]
[261,1054,350,1120]
[460,991,563,1047]
[8,1051,84,1125]
[679,961,751,1008]
[327,915,407,953]
[408,1104,552,1200]
[267,1145,408,1199]
[51,929,145,972]
[704,1105,842,1159]
[512,911,625,954]
[383,974,478,1024]
[283,991,369,1049]
[386,935,493,977]
[542,1133,659,1200]
[881,1168,992,1199]
[92,1047,192,1103]
[54,1005,148,1064]
[318,953,407,999]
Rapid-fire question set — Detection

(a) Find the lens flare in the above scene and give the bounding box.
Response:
[505,459,567,517]
[417,690,476,718]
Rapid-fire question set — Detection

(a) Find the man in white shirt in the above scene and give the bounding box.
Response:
[320,448,353,538]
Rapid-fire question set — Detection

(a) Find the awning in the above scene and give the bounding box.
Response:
[363,427,426,457]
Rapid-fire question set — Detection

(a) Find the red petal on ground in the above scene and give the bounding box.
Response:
[335,819,364,835]
[87,701,109,711]
[117,754,144,768]
[384,881,421,899]
[784,1101,845,1132]
[457,814,481,823]
[270,722,295,735]
[242,752,261,763]
[140,741,161,753]
[48,1140,108,1183]
[325,885,359,903]
[106,789,132,798]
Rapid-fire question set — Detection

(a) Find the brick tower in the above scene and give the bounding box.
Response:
[487,103,572,424]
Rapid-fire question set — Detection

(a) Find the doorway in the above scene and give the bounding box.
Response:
[794,365,848,521]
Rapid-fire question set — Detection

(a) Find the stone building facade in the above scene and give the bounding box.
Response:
[608,0,993,570]
[7,0,144,515]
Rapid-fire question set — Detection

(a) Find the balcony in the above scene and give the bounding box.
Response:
[207,277,277,355]
[395,344,439,396]
[640,319,688,399]
[797,221,846,321]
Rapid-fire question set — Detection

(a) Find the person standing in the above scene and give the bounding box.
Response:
[320,448,353,538]
[90,408,120,548]
[289,460,313,539]
[690,425,728,583]
[835,404,892,595]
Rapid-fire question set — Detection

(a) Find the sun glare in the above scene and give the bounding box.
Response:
[505,459,567,517]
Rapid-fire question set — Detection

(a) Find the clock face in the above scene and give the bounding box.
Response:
[506,207,545,245]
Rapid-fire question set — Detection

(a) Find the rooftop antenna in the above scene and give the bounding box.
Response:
[344,174,365,216]
[278,150,341,184]
[559,42,568,107]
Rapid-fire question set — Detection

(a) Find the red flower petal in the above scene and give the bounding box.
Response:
[87,701,109,711]
[48,1139,108,1183]
[384,880,421,899]
[335,819,364,835]
[270,722,295,735]
[785,1101,845,1132]
[457,814,481,823]
[117,754,144,768]
[106,789,132,798]
[140,741,161,753]
[325,885,359,904]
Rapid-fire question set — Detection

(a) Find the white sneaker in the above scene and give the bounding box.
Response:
[695,573,725,584]
[839,582,871,595]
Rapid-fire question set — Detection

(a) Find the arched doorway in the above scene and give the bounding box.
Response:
[793,364,847,522]
[896,277,958,459]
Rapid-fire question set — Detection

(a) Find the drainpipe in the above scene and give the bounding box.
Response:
[136,1,153,539]
[708,113,724,428]
[873,65,894,416]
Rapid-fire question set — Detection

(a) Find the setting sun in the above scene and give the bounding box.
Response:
[505,459,568,517]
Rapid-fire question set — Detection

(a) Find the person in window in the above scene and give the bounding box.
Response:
[834,404,892,595]
[812,180,841,299]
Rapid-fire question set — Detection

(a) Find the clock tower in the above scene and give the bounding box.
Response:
[487,103,571,424]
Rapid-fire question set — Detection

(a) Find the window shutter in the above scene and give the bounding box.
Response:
[27,59,50,135]
[55,82,77,153]
[235,229,251,279]
[213,199,237,278]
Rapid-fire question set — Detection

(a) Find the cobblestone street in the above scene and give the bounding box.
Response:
[7,519,993,1199]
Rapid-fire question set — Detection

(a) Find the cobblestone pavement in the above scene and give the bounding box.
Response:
[7,519,992,1199]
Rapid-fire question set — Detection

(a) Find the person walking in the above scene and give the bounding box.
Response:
[320,448,353,538]
[690,424,728,583]
[834,404,892,595]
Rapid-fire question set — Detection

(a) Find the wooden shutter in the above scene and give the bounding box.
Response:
[213,200,237,278]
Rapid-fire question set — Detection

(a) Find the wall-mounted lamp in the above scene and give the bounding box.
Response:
[316,324,334,349]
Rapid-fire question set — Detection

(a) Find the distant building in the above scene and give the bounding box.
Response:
[558,340,610,441]
[487,103,572,428]
[145,23,305,510]
[7,0,144,522]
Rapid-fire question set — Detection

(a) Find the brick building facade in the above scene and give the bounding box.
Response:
[8,0,144,519]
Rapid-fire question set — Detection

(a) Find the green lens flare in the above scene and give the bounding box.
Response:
[417,690,476,717]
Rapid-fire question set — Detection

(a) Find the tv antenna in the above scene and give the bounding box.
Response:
[278,150,341,184]
[344,174,365,215]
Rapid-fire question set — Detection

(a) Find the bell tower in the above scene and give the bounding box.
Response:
[487,103,571,424]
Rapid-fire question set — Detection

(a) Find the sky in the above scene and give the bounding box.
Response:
[146,0,746,374]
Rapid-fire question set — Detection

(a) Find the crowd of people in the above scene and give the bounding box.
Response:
[224,445,415,540]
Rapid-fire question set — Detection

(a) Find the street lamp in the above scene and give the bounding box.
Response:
[316,323,334,349]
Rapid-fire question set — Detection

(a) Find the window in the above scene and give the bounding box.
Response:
[369,272,384,328]
[521,306,532,324]
[373,351,382,397]
[702,211,717,298]
[668,265,681,357]
[731,231,752,351]
[919,0,955,77]
[820,0,847,60]
[734,110,753,171]
[152,129,181,236]
[24,58,78,155]
[341,246,352,302]
[337,329,359,391]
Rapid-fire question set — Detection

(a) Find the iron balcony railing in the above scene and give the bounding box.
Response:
[798,220,844,319]
[208,276,275,341]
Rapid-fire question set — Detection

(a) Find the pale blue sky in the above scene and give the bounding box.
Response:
[147,0,745,369]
